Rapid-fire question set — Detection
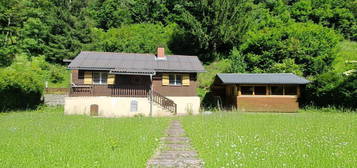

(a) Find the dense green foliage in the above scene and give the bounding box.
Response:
[0,67,43,110]
[0,0,93,64]
[304,73,357,108]
[181,110,357,167]
[239,23,341,76]
[1,0,355,65]
[0,0,356,109]
[85,23,176,54]
[0,56,67,111]
[0,106,170,167]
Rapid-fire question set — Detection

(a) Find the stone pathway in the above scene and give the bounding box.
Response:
[147,120,203,168]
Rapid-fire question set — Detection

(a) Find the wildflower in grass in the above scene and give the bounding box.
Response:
[108,137,120,151]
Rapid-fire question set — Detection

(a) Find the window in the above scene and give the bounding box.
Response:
[169,74,182,85]
[285,85,297,95]
[271,86,284,95]
[241,86,254,95]
[255,86,267,95]
[130,100,138,112]
[93,72,108,84]
[78,70,84,79]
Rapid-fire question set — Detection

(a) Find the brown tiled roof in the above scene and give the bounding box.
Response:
[68,51,205,73]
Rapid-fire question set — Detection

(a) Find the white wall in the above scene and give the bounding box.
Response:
[64,96,200,117]
[166,96,201,115]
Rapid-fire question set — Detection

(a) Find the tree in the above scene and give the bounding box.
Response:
[0,0,26,66]
[228,47,246,73]
[85,23,177,54]
[91,0,133,30]
[170,0,257,62]
[240,22,342,76]
[267,58,303,76]
[289,0,356,40]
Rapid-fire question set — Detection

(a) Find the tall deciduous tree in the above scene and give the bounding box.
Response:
[85,23,177,54]
[0,0,26,66]
[171,0,256,62]
[240,23,342,76]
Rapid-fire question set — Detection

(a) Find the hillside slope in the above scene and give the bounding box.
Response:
[334,40,357,73]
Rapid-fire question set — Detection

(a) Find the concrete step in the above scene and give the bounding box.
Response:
[162,144,193,151]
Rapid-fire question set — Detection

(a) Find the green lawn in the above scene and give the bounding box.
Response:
[2,107,356,168]
[0,106,170,168]
[181,110,357,168]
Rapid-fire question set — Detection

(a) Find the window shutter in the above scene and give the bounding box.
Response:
[162,74,169,85]
[182,74,190,86]
[84,71,92,84]
[107,74,115,85]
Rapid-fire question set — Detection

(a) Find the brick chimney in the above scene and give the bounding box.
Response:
[157,47,166,59]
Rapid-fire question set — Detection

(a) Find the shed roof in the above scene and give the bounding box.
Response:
[68,51,205,73]
[217,73,310,84]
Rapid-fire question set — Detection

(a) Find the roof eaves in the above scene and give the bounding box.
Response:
[67,67,113,71]
[155,69,206,73]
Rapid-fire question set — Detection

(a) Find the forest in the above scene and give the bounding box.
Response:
[0,0,356,110]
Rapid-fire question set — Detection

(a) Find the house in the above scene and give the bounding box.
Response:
[211,73,310,112]
[64,48,205,117]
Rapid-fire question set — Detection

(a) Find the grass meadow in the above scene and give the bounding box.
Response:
[181,110,357,168]
[0,106,170,168]
[1,107,356,168]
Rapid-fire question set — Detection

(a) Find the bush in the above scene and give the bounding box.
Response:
[302,72,357,108]
[0,68,44,111]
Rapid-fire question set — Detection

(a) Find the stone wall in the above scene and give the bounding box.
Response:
[44,94,67,106]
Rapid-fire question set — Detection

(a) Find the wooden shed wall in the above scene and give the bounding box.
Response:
[236,96,299,112]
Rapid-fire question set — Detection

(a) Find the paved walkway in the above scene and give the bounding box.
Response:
[147,120,203,168]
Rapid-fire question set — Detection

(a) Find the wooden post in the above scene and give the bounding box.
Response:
[233,85,237,96]
[297,85,301,97]
[283,85,285,95]
[150,74,153,116]
[266,85,269,95]
[238,85,241,96]
[252,86,255,95]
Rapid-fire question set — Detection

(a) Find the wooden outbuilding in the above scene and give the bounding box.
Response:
[212,73,310,112]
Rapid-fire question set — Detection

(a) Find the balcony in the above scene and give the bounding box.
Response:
[69,84,150,97]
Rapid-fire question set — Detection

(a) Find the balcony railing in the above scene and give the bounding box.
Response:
[110,85,149,97]
[69,85,149,97]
